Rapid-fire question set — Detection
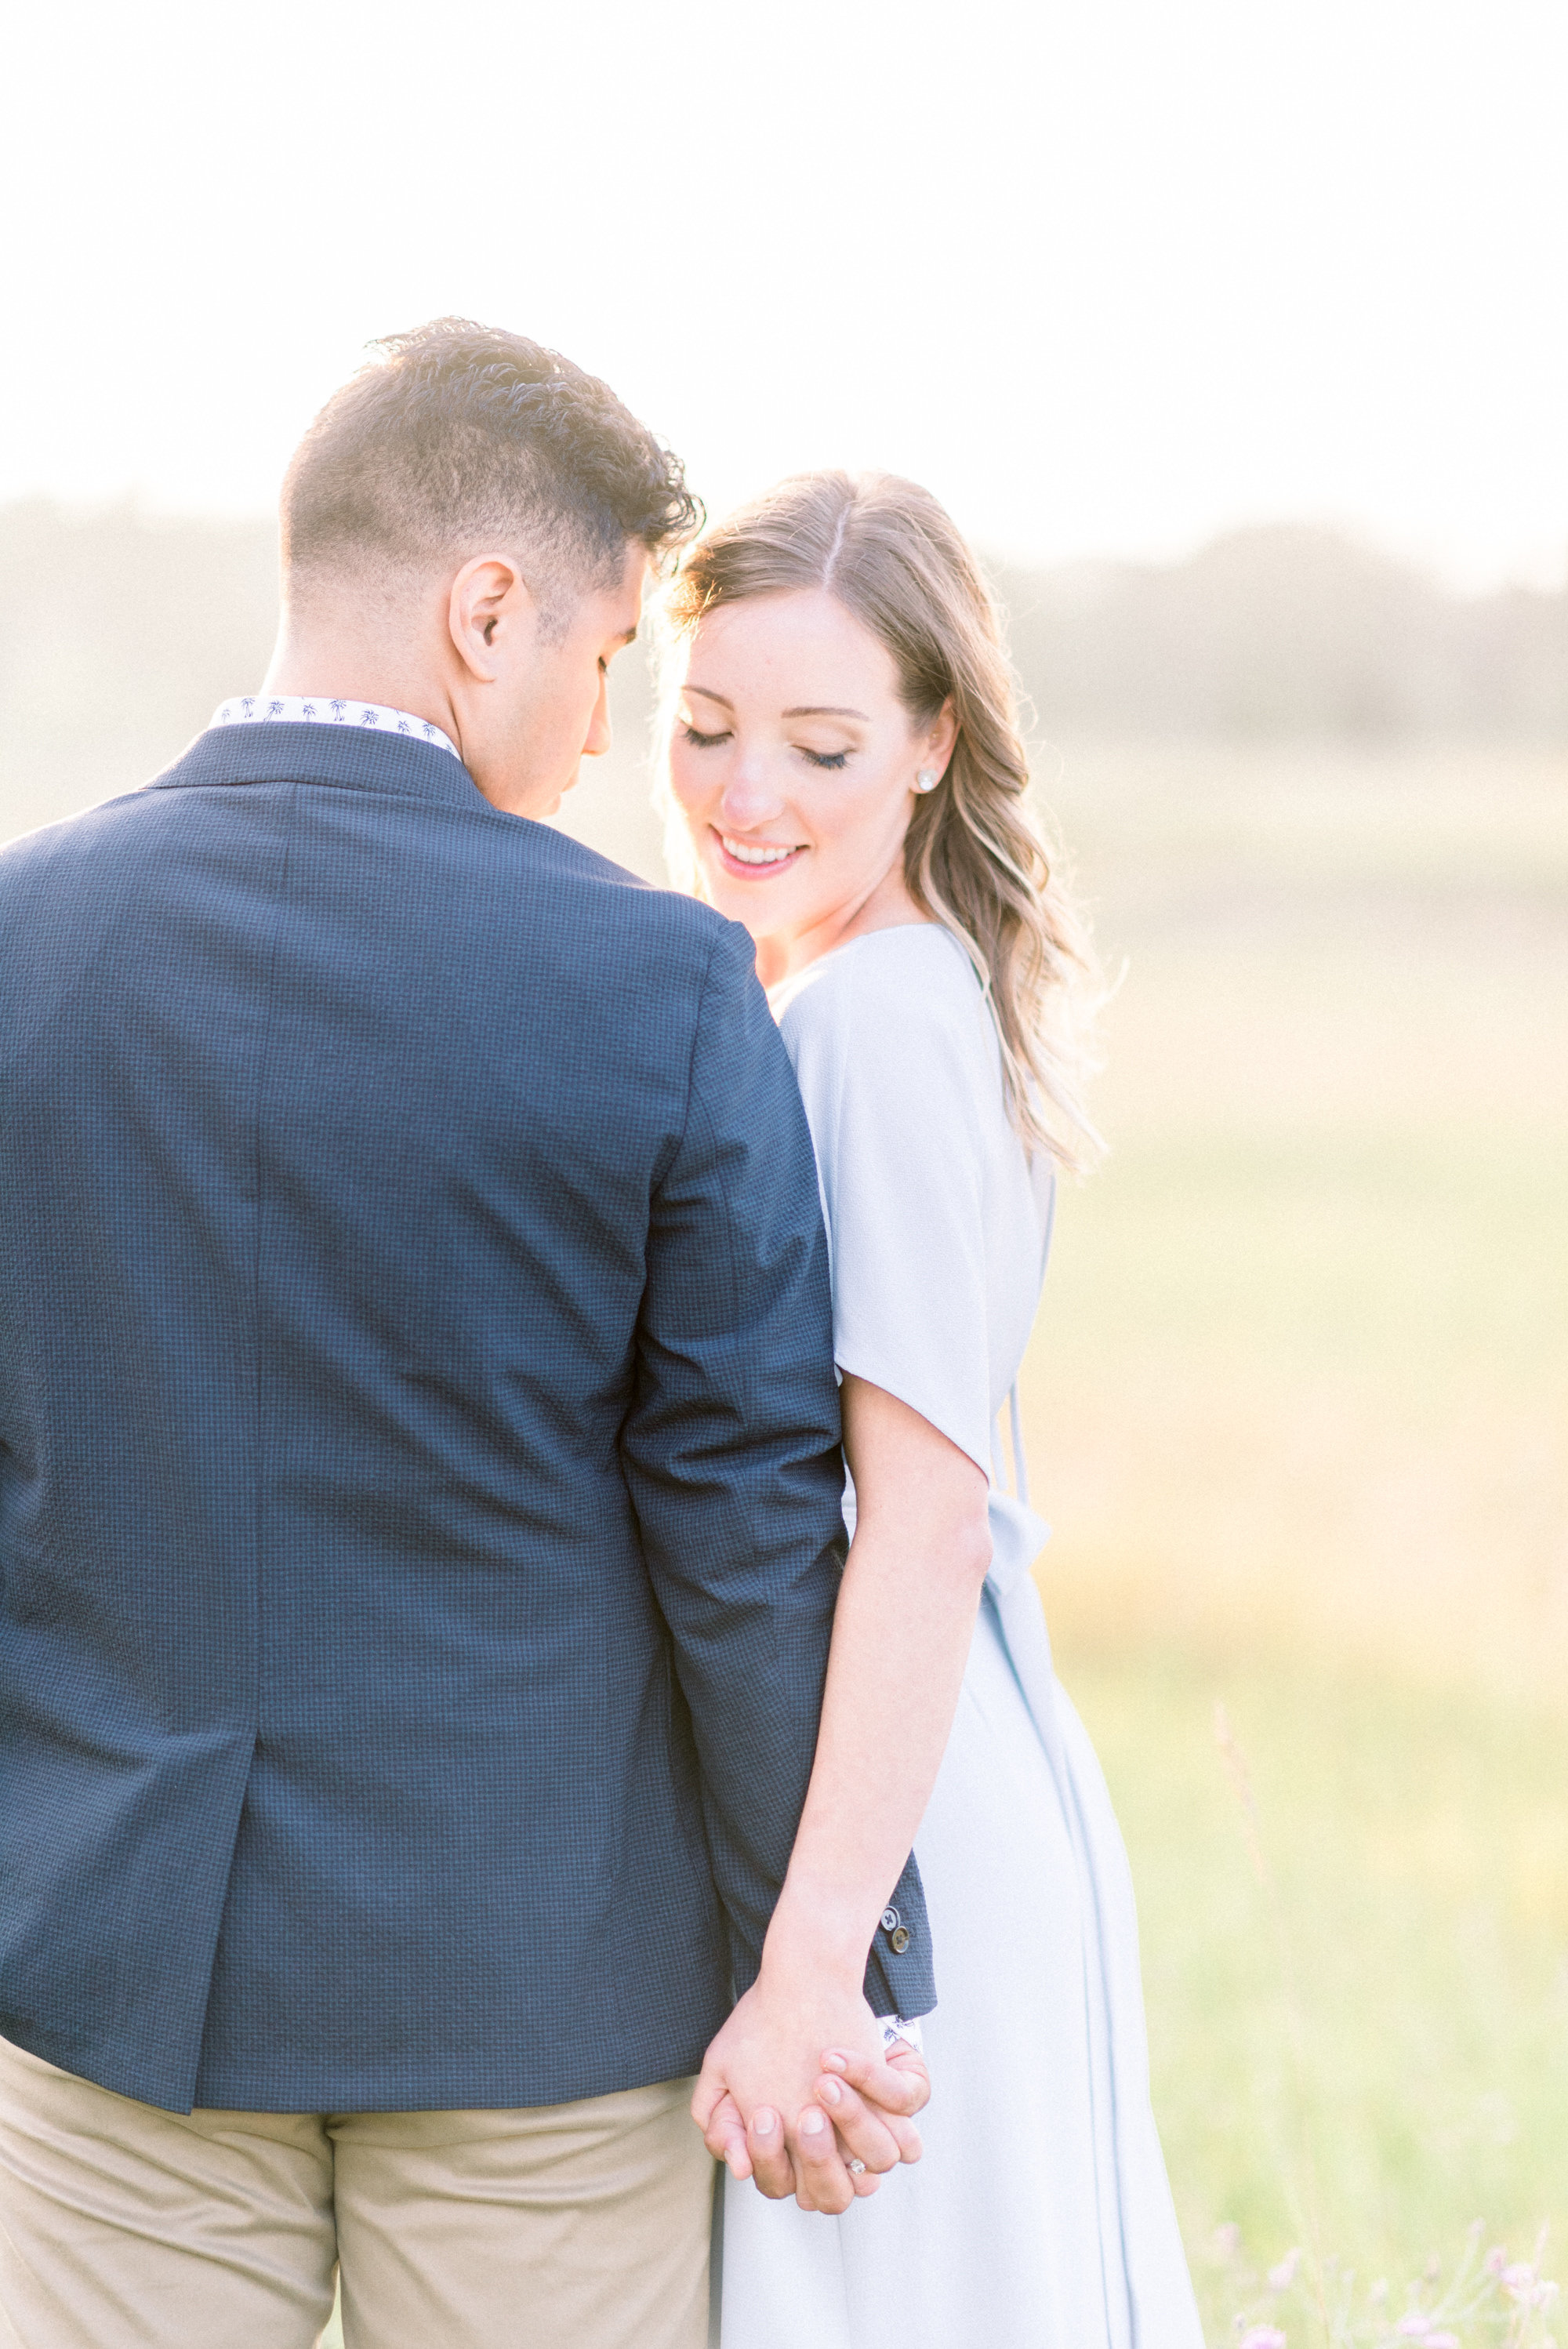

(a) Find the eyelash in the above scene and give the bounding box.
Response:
[681,725,849,774]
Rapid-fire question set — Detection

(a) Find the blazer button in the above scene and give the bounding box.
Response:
[890,1926,912,1955]
[880,1908,900,1933]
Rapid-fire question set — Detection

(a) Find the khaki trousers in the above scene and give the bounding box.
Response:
[0,2037,713,2349]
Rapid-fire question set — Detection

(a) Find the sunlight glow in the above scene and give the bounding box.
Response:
[4,0,1566,584]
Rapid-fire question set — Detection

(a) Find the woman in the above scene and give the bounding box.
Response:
[665,473,1204,2347]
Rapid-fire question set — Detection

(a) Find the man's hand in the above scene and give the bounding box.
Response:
[691,1975,931,2215]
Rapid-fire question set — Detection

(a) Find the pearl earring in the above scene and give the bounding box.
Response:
[914,768,939,793]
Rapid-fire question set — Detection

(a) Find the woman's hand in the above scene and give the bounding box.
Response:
[691,1976,929,2213]
[813,2039,929,2182]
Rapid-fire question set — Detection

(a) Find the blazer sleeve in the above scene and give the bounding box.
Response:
[619,921,931,2012]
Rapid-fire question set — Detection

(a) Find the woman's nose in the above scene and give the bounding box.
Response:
[718,764,786,830]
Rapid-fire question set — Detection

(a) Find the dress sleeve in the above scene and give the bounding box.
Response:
[783,945,996,1480]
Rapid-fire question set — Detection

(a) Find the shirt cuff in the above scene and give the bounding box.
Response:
[875,2013,927,2054]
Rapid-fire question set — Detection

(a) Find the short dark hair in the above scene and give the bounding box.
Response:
[281,318,699,612]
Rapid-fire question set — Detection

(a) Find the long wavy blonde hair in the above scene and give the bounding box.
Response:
[659,469,1102,1172]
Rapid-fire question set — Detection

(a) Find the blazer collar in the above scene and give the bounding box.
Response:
[147,721,494,813]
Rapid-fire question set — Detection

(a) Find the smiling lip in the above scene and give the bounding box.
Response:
[713,830,806,880]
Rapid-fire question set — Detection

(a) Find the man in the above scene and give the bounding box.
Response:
[0,321,930,2348]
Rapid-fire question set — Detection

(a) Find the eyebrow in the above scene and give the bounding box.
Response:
[683,684,869,722]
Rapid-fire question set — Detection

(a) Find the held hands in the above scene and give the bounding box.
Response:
[691,1968,930,2216]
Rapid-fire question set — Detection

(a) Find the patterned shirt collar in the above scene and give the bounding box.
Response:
[211,694,460,761]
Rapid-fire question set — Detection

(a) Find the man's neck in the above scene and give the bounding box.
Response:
[263,596,459,751]
[264,655,456,741]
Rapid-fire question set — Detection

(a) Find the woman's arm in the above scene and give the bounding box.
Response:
[767,1373,991,1994]
[691,1373,992,2212]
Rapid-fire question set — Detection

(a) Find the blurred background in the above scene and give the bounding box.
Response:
[4,0,1566,2329]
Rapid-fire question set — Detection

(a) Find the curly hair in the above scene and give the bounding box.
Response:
[662,471,1102,1172]
[282,318,699,621]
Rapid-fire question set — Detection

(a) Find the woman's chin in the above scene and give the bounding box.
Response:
[710,884,771,936]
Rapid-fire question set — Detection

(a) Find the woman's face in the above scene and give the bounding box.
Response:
[666,588,953,964]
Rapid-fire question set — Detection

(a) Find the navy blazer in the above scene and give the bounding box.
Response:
[0,721,933,2114]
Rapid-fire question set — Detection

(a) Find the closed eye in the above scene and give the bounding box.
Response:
[800,747,850,770]
[682,724,731,749]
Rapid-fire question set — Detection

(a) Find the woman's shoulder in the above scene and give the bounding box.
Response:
[773,924,993,1069]
[771,926,1004,1196]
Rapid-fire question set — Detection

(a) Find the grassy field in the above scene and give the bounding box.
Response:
[1011,740,1568,2334]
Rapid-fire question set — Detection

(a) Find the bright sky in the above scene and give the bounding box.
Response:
[5,0,1566,586]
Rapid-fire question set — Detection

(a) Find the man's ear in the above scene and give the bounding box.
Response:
[448,555,533,682]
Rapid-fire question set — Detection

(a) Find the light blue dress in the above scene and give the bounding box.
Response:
[717,925,1203,2349]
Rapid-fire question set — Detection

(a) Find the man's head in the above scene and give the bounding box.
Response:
[273,321,699,815]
